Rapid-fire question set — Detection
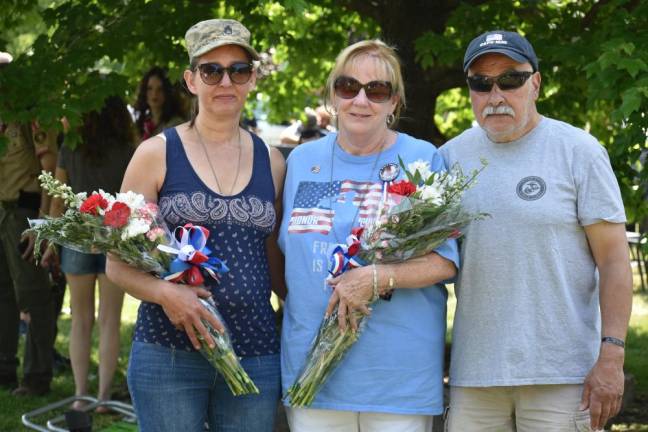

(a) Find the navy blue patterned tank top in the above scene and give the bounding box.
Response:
[132,127,279,357]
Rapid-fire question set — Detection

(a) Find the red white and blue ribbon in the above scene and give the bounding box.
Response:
[157,224,229,286]
[328,227,366,277]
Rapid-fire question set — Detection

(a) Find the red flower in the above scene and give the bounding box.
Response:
[103,202,131,228]
[449,229,462,239]
[388,180,417,196]
[79,194,108,215]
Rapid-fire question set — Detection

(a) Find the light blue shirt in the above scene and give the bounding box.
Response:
[279,132,459,415]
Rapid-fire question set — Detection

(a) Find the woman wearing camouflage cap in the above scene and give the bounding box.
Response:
[106,18,286,431]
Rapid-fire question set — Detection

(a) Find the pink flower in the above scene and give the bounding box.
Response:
[137,203,158,224]
[146,227,166,242]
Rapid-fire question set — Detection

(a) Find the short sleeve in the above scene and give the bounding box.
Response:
[434,238,460,271]
[429,146,448,173]
[575,144,626,226]
[33,127,58,158]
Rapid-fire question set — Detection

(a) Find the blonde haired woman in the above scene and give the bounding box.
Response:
[279,39,459,432]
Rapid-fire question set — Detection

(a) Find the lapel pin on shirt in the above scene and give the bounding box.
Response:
[311,165,320,174]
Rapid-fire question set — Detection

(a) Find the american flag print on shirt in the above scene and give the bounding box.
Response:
[288,180,382,234]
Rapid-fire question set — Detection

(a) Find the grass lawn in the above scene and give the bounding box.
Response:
[0,291,140,431]
[1,269,647,431]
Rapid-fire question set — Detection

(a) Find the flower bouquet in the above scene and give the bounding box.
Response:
[286,157,487,406]
[27,172,259,395]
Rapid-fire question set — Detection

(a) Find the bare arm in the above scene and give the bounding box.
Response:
[37,130,58,217]
[326,251,457,331]
[581,221,633,430]
[49,167,67,218]
[105,134,224,349]
[265,146,287,300]
[39,167,67,267]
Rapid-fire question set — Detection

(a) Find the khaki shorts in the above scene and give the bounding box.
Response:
[286,406,433,432]
[447,384,593,432]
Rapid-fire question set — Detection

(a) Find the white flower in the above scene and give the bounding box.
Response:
[121,217,151,240]
[72,192,87,208]
[419,184,444,205]
[115,191,146,211]
[407,159,432,181]
[97,189,115,202]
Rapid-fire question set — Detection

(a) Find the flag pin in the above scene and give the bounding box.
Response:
[311,165,320,173]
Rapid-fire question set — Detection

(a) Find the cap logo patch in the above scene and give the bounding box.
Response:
[223,25,233,35]
[480,33,508,47]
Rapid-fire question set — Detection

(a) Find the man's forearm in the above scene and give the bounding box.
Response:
[599,260,633,359]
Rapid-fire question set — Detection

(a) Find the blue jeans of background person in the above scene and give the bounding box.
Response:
[60,247,106,274]
[128,341,281,432]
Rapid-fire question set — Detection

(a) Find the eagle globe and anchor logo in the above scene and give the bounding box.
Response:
[516,176,546,201]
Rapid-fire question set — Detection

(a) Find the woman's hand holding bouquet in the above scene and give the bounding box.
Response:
[27,172,259,395]
[286,157,488,406]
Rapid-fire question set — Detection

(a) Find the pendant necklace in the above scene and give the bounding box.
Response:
[329,133,388,243]
[195,125,242,196]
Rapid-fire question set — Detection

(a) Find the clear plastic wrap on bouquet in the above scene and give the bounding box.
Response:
[199,298,259,395]
[286,159,488,407]
[286,309,365,407]
[26,172,259,395]
[359,196,477,263]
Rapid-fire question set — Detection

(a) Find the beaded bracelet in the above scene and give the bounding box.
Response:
[371,264,379,302]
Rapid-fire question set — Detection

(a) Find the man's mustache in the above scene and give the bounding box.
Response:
[482,105,515,117]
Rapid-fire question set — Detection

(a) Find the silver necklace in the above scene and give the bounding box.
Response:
[195,125,242,196]
[329,134,388,242]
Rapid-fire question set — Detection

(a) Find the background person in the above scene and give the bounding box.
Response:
[43,95,134,410]
[133,66,186,141]
[280,39,458,432]
[106,18,286,432]
[439,30,633,432]
[0,51,56,396]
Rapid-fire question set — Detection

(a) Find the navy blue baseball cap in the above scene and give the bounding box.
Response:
[463,30,538,73]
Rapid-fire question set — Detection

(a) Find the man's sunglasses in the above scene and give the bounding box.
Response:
[197,62,254,86]
[334,76,393,103]
[466,71,534,92]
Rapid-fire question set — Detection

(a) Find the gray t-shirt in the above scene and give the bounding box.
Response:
[58,141,133,195]
[439,116,626,387]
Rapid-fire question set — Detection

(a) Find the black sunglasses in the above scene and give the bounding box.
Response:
[334,76,393,103]
[197,62,254,86]
[466,71,534,92]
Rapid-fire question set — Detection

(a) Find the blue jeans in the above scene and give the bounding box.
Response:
[60,246,106,274]
[128,341,280,432]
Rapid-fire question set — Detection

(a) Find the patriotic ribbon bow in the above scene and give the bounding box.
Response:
[328,227,366,277]
[157,224,229,286]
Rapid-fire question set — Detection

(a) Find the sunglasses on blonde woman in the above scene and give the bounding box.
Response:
[334,76,393,103]
[197,62,254,85]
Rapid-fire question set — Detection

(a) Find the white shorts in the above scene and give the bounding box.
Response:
[447,384,593,431]
[286,406,433,432]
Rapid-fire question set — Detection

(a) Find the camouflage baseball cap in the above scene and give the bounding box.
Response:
[185,19,260,62]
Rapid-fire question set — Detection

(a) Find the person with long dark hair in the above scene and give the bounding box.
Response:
[43,95,135,410]
[133,67,185,141]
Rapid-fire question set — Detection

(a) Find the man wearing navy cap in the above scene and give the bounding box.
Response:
[440,31,633,431]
